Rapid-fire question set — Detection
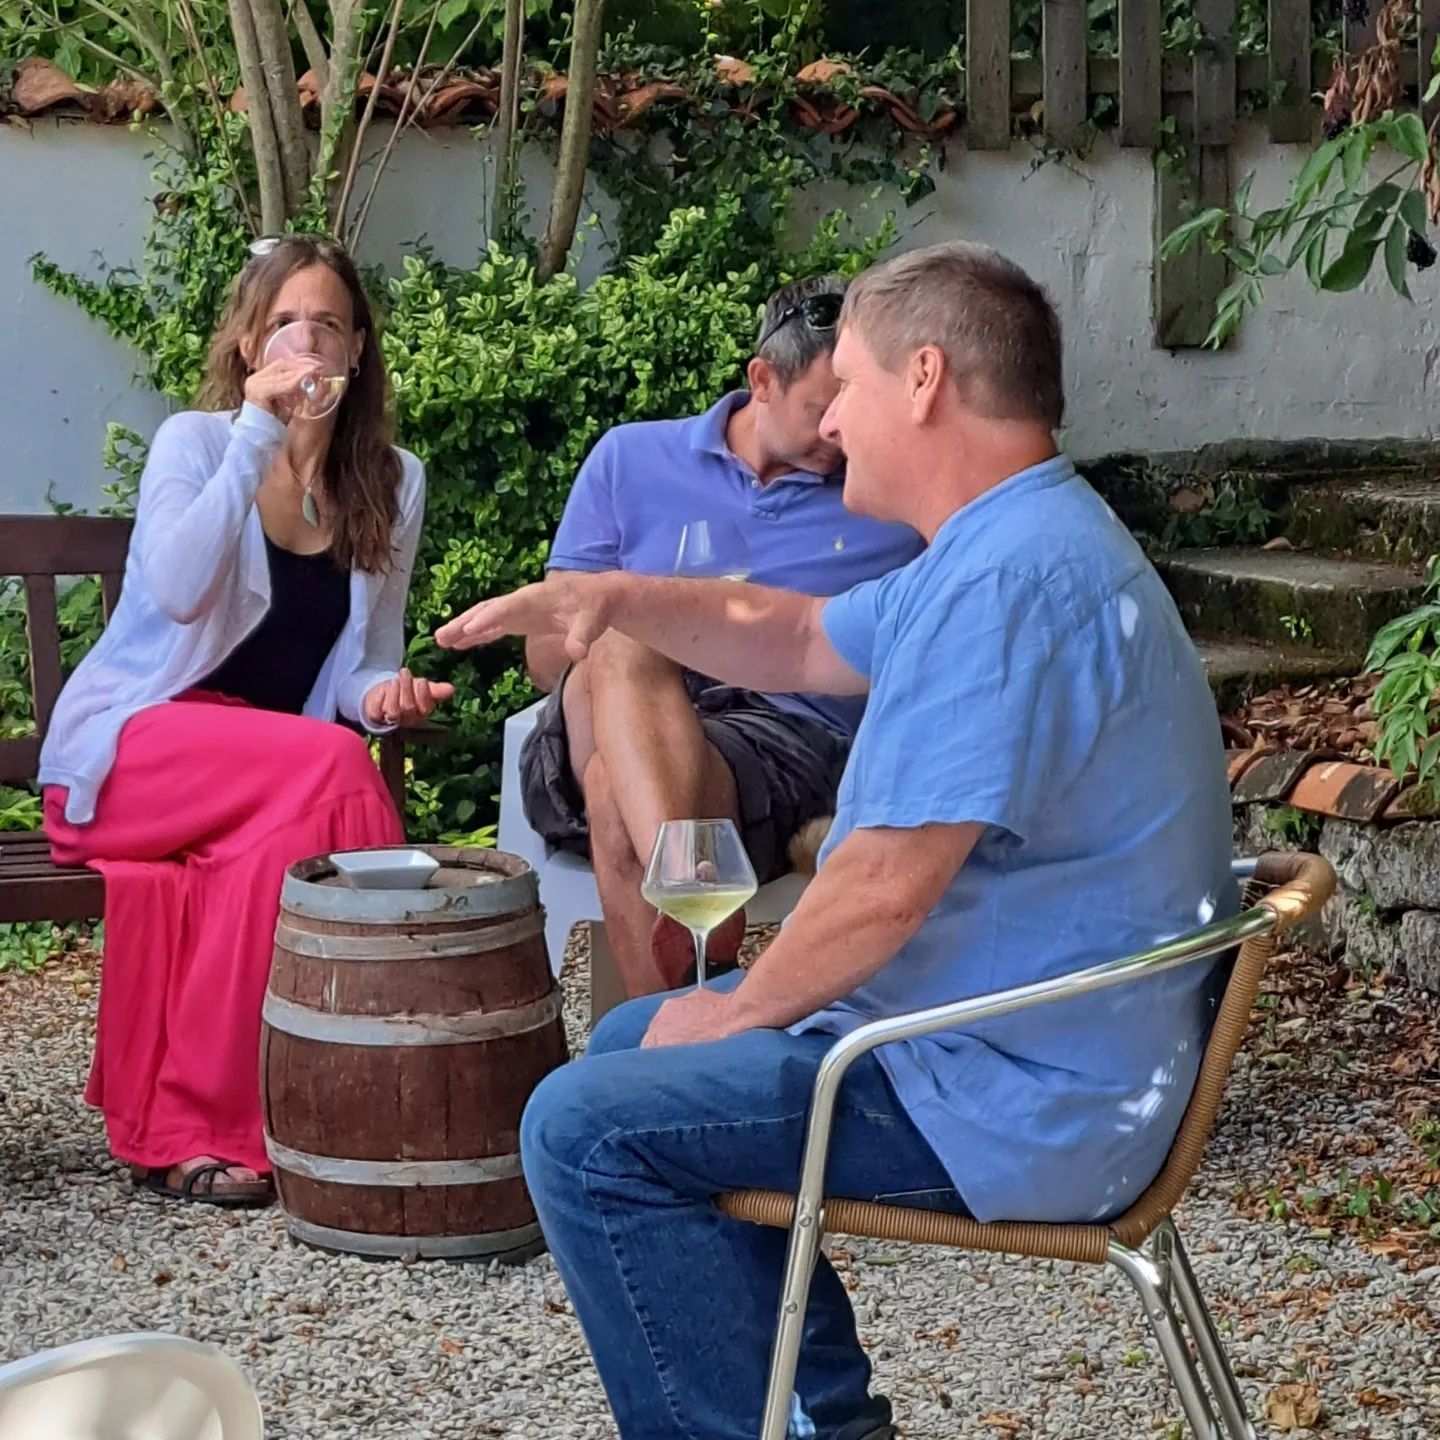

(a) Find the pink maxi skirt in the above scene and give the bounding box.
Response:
[44,693,404,1174]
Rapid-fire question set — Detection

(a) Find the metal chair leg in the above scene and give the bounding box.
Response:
[1108,1241,1222,1440]
[757,1205,826,1440]
[1157,1219,1257,1440]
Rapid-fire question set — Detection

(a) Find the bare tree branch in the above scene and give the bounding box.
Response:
[400,4,493,138]
[331,0,405,236]
[290,0,329,90]
[346,0,450,249]
[228,0,287,232]
[538,0,605,282]
[174,0,260,232]
[247,0,309,215]
[491,0,524,245]
[315,0,368,230]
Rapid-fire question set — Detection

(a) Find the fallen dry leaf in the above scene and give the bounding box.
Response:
[1355,1387,1402,1412]
[1265,1381,1324,1431]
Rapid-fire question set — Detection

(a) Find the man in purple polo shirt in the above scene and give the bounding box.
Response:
[521,276,921,995]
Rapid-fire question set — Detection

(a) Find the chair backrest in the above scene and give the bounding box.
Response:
[0,515,131,786]
[0,1332,263,1440]
[1105,850,1334,1248]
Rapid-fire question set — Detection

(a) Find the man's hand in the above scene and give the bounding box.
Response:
[642,987,751,1049]
[363,667,454,727]
[435,572,615,658]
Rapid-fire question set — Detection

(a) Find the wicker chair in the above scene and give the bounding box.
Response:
[716,850,1334,1440]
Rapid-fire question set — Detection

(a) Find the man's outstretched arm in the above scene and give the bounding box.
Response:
[436,571,869,697]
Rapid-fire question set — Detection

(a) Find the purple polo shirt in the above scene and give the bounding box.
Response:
[548,392,922,734]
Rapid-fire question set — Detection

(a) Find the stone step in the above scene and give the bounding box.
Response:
[1193,636,1362,711]
[1159,547,1425,654]
[1285,475,1440,566]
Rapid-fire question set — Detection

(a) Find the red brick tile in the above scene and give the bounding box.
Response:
[1288,761,1398,823]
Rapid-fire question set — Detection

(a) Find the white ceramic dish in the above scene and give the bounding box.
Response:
[330,848,440,890]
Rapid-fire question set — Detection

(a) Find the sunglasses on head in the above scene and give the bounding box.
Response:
[246,235,348,263]
[756,291,844,351]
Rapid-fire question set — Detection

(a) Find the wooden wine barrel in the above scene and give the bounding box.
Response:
[261,846,567,1263]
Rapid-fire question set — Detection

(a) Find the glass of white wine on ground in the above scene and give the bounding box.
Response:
[675,519,752,583]
[262,320,349,423]
[641,819,758,989]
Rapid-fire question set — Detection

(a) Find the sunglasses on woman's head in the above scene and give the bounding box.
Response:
[756,291,844,351]
[247,235,349,263]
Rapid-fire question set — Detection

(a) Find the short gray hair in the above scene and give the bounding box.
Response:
[755,274,846,386]
[841,242,1064,429]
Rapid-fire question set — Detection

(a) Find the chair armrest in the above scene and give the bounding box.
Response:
[789,851,1332,1233]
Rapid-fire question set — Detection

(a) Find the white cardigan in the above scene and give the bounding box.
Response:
[39,402,426,825]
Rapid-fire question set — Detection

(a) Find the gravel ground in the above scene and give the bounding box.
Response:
[1,937,1437,1439]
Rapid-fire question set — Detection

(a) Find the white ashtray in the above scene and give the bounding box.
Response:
[330,848,440,890]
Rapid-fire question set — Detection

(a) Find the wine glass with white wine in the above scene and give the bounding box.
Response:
[641,819,757,989]
[262,320,349,423]
[674,520,752,583]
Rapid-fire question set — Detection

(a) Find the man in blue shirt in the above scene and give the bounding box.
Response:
[522,276,920,995]
[438,242,1235,1440]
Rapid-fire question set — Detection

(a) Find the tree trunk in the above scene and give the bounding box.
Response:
[538,0,605,282]
[491,0,525,247]
[228,0,287,233]
[318,0,367,227]
[248,0,310,217]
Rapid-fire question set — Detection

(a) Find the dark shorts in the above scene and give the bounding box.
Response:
[519,669,850,884]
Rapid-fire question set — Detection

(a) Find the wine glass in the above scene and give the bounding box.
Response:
[641,819,757,989]
[674,519,752,582]
[262,319,350,421]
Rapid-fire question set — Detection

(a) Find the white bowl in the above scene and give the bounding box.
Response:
[330,848,440,890]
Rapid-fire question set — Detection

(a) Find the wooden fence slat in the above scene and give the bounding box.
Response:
[966,0,1012,149]
[1154,138,1231,348]
[1193,0,1237,147]
[1118,0,1161,146]
[1421,0,1440,131]
[1042,0,1087,150]
[1267,0,1312,142]
[1345,0,1379,57]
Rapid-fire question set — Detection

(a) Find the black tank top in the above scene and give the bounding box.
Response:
[201,536,351,714]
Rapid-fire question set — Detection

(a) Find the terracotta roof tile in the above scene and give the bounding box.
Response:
[1287,760,1398,822]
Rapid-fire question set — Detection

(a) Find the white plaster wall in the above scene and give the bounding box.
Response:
[1,117,1435,513]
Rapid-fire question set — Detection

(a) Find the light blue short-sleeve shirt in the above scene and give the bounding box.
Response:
[793,456,1238,1224]
[548,393,922,734]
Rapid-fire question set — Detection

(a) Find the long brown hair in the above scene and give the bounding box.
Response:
[198,236,402,574]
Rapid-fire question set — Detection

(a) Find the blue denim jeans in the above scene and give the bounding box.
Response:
[519,973,968,1440]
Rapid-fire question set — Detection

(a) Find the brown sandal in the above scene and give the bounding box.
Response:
[133,1162,274,1209]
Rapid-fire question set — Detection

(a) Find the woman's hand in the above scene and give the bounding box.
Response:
[244,356,325,421]
[363,668,455,728]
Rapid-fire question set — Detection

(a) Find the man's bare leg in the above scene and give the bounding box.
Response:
[586,631,739,860]
[562,632,740,991]
[581,753,665,995]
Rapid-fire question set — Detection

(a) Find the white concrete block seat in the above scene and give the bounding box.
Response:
[497,699,810,1018]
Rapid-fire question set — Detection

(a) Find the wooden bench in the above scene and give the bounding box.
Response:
[0,514,413,927]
